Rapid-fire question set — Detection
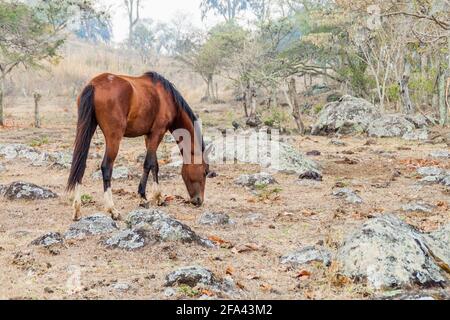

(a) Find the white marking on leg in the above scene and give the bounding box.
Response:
[104,187,114,212]
[151,182,162,205]
[72,183,82,221]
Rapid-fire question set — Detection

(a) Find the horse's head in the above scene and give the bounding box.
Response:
[181,144,211,206]
[181,162,209,206]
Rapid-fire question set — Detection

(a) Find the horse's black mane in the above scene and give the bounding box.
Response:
[144,71,204,151]
[144,71,198,124]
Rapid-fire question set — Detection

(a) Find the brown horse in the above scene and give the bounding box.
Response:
[66,72,209,221]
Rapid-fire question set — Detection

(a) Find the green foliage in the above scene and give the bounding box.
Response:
[29,136,49,147]
[263,107,290,129]
[386,84,400,103]
[81,194,94,205]
[177,285,200,297]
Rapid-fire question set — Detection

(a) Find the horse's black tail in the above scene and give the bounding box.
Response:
[66,84,97,192]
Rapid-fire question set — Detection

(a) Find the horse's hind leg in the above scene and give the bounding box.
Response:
[72,183,82,221]
[102,138,122,220]
[138,132,165,206]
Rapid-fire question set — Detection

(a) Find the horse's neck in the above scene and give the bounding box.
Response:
[171,109,203,156]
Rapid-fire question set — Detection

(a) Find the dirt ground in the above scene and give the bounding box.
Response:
[0,98,449,300]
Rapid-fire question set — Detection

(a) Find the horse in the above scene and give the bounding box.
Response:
[66,71,209,221]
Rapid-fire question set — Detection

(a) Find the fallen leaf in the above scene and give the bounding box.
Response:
[201,289,215,297]
[231,243,259,254]
[225,266,234,275]
[260,283,271,292]
[236,281,246,290]
[297,270,311,280]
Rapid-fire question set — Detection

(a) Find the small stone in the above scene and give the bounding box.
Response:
[306,150,321,156]
[164,287,176,297]
[31,232,64,247]
[330,139,346,146]
[234,172,276,188]
[244,213,263,224]
[280,246,331,267]
[299,171,322,181]
[105,229,146,250]
[429,150,450,159]
[402,202,435,214]
[165,266,220,288]
[111,282,131,292]
[92,166,129,180]
[64,214,118,239]
[332,188,363,204]
[198,212,234,226]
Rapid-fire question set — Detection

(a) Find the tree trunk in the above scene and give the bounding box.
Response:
[438,64,448,126]
[0,77,4,126]
[249,87,257,117]
[241,82,248,117]
[400,58,414,115]
[287,78,305,134]
[33,92,42,128]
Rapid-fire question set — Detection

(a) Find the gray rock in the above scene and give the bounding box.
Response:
[280,246,331,267]
[64,214,119,239]
[92,166,129,180]
[244,213,263,224]
[165,266,224,290]
[234,172,276,188]
[367,114,416,138]
[198,211,234,226]
[417,167,446,177]
[31,232,64,247]
[402,129,429,141]
[126,209,213,247]
[111,282,131,292]
[164,287,176,297]
[402,201,435,214]
[209,131,321,176]
[337,214,447,289]
[330,139,346,146]
[0,184,6,196]
[332,188,363,204]
[423,223,450,268]
[311,95,381,135]
[0,144,39,160]
[105,229,146,250]
[47,151,72,169]
[3,181,57,200]
[429,150,450,159]
[404,114,435,128]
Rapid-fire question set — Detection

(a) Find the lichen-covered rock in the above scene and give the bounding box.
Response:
[164,266,238,296]
[64,214,118,239]
[280,246,331,267]
[198,212,234,226]
[92,166,129,180]
[209,131,321,176]
[234,172,276,188]
[416,166,450,186]
[423,223,450,268]
[104,229,146,250]
[126,209,213,247]
[402,129,428,141]
[47,151,72,169]
[165,266,219,287]
[337,215,447,289]
[367,114,416,138]
[0,144,40,160]
[31,232,64,247]
[332,188,363,204]
[3,181,57,200]
[311,95,381,135]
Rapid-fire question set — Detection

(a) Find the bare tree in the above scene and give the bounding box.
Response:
[124,0,141,44]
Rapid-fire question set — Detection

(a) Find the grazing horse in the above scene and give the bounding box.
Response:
[66,72,209,221]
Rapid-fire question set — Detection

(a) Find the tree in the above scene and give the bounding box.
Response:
[75,11,112,43]
[200,0,250,21]
[130,19,156,65]
[0,0,102,126]
[123,0,141,44]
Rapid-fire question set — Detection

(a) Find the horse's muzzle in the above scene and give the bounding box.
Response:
[190,196,203,206]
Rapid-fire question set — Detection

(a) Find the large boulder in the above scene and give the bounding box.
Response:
[367,114,416,138]
[3,181,57,200]
[234,172,276,188]
[126,209,213,247]
[337,215,449,289]
[280,246,331,267]
[311,95,381,135]
[208,131,321,176]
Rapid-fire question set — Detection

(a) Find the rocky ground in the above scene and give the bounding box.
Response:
[0,96,449,300]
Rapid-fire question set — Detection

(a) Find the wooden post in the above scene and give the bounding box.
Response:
[33,91,42,128]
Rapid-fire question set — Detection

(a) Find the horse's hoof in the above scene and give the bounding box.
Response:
[72,211,81,221]
[139,199,150,208]
[108,208,122,221]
